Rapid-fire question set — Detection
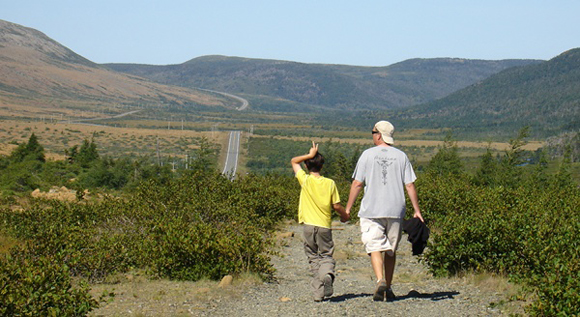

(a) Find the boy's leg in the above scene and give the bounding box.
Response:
[317,227,335,278]
[316,227,335,297]
[303,225,324,300]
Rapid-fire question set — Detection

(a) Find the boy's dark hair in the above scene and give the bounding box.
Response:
[305,152,324,173]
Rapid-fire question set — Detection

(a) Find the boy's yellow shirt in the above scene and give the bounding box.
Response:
[295,169,340,229]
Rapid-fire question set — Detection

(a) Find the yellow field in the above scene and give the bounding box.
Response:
[250,134,543,151]
[0,119,231,165]
[1,117,544,172]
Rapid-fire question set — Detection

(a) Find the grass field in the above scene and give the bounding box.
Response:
[0,119,230,168]
[0,115,546,174]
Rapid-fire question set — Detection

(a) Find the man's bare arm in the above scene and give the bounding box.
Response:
[405,182,424,222]
[345,180,364,217]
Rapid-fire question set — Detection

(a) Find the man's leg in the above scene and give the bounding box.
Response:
[370,251,384,280]
[383,218,401,300]
[361,218,391,301]
[384,252,396,288]
[371,251,388,301]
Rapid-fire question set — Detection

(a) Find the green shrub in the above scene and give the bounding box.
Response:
[0,170,296,285]
[421,173,580,315]
[0,251,97,316]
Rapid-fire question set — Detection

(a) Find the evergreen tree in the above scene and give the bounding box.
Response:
[191,137,217,172]
[498,126,530,187]
[10,133,45,163]
[349,145,361,174]
[77,139,99,168]
[426,131,463,176]
[473,145,496,186]
[554,145,573,188]
[528,149,549,189]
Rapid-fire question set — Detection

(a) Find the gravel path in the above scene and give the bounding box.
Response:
[91,221,524,316]
[198,221,520,317]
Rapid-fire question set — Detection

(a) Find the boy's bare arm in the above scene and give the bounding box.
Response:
[290,141,318,173]
[333,203,349,222]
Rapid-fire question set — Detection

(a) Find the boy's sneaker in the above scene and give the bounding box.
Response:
[323,274,334,297]
[373,279,387,301]
[386,287,396,301]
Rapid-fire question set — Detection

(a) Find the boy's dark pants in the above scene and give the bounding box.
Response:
[303,224,335,299]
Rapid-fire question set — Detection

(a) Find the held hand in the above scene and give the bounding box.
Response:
[308,141,318,158]
[413,210,425,223]
[341,210,350,223]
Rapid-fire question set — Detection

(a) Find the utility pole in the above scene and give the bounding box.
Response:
[156,136,161,166]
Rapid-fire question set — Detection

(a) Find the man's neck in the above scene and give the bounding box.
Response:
[310,171,321,177]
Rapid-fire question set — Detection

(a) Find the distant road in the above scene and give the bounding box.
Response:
[222,131,241,179]
[63,109,143,125]
[197,88,249,111]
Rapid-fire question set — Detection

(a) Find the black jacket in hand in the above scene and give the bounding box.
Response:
[402,218,430,256]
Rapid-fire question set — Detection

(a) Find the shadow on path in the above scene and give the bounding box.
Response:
[328,293,372,302]
[328,290,460,303]
[394,290,460,302]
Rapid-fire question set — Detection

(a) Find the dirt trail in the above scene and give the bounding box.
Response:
[90,221,525,316]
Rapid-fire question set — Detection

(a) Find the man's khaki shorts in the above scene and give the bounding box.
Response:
[360,217,402,255]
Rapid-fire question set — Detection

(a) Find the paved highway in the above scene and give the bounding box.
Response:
[196,88,249,111]
[222,131,241,179]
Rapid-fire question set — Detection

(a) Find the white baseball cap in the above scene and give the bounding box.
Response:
[374,121,395,144]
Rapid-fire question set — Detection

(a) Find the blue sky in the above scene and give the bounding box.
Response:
[2,1,579,66]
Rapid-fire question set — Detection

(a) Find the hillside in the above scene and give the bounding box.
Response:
[395,48,580,139]
[0,20,232,118]
[105,56,541,111]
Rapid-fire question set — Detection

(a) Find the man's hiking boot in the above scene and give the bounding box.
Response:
[323,274,334,297]
[373,279,388,301]
[386,287,396,301]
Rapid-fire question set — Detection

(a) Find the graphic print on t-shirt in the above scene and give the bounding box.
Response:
[376,157,394,185]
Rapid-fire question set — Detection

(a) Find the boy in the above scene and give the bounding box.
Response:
[291,141,349,302]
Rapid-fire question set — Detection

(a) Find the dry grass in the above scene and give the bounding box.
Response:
[0,117,543,176]
[250,134,543,151]
[453,272,529,315]
[89,272,263,316]
[0,119,228,161]
[0,234,21,255]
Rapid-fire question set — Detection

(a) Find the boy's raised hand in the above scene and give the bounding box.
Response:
[308,141,318,158]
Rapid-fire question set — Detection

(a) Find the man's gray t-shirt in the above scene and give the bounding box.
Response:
[352,146,417,219]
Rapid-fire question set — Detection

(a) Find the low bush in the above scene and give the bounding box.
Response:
[420,173,580,315]
[0,251,97,316]
[0,170,296,284]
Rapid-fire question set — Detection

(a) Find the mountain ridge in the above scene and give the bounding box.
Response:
[0,19,230,116]
[105,55,541,111]
[394,48,580,138]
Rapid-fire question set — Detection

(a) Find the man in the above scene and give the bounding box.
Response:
[345,120,424,301]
